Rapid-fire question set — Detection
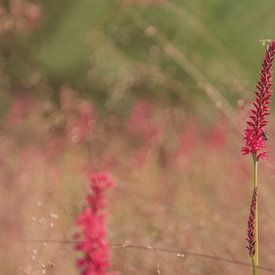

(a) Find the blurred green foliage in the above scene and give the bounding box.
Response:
[1,0,275,112]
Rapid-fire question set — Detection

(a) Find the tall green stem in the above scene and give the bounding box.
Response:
[252,155,259,275]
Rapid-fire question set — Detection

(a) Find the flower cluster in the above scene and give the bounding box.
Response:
[246,187,257,257]
[242,41,275,160]
[74,172,118,275]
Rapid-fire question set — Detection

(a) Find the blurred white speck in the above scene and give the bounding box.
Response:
[237,99,245,106]
[50,213,59,219]
[145,25,157,37]
[156,262,161,274]
[50,222,55,228]
[38,218,45,224]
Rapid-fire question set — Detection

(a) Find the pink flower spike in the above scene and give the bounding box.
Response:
[74,171,118,275]
[242,41,275,160]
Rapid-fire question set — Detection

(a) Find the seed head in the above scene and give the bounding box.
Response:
[246,187,257,257]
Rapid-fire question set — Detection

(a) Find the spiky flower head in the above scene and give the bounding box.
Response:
[74,172,118,275]
[246,187,257,257]
[242,41,275,160]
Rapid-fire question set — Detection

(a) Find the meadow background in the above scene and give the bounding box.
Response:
[0,0,275,274]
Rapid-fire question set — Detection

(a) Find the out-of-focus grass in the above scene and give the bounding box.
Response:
[2,92,275,274]
[28,0,274,105]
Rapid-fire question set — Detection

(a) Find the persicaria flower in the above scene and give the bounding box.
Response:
[246,187,257,257]
[242,41,275,160]
[74,171,118,275]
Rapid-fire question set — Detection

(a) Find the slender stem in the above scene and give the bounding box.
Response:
[252,155,259,275]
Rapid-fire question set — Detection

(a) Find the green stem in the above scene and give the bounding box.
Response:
[252,155,259,275]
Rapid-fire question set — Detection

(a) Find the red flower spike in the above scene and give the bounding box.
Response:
[242,41,275,160]
[74,172,118,275]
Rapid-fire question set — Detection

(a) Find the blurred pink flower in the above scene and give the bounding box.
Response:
[22,3,42,30]
[7,95,36,125]
[127,100,152,134]
[44,136,66,159]
[68,101,96,144]
[74,172,118,275]
[207,117,228,149]
[242,41,275,160]
[128,100,160,138]
[177,119,199,156]
[132,148,150,168]
[167,118,199,168]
